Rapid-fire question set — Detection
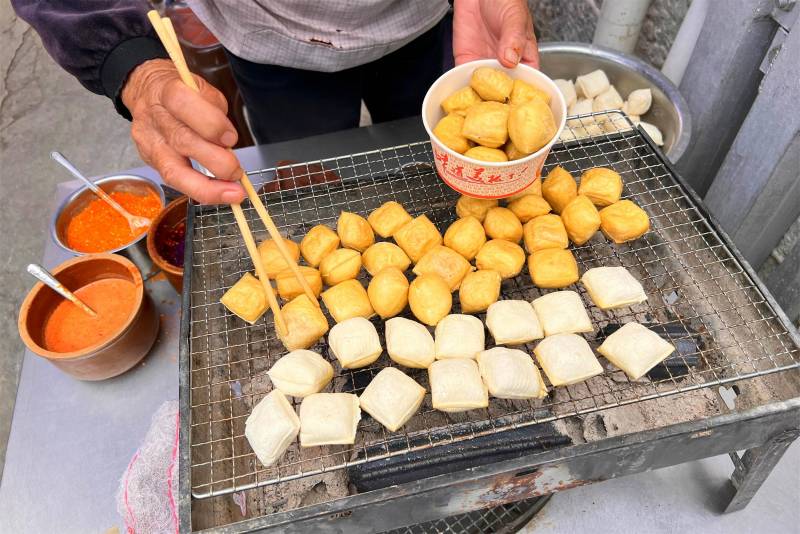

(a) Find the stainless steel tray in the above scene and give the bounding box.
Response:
[180,112,800,500]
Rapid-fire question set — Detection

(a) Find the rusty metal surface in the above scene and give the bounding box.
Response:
[191,398,800,533]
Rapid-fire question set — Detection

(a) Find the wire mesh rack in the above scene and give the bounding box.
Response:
[381,495,549,534]
[184,112,800,499]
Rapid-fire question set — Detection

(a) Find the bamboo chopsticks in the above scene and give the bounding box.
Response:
[148,10,320,335]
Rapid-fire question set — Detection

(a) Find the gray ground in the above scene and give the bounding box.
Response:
[1,3,797,532]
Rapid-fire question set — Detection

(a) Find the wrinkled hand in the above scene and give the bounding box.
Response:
[122,59,246,204]
[453,0,539,69]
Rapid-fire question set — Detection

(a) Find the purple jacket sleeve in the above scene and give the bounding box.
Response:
[12,0,169,118]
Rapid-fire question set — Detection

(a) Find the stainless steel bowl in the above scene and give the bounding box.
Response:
[538,42,691,162]
[51,174,165,277]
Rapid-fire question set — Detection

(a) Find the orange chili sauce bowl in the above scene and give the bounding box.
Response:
[51,174,165,275]
[17,254,160,381]
[146,196,188,293]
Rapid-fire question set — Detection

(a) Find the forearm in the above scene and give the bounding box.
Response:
[12,0,168,117]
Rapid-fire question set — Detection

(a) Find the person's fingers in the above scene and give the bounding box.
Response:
[522,38,540,69]
[151,107,243,182]
[455,52,484,66]
[496,2,531,67]
[194,75,229,114]
[161,78,238,147]
[151,144,246,205]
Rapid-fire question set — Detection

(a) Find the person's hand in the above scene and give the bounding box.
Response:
[122,59,246,204]
[453,0,539,69]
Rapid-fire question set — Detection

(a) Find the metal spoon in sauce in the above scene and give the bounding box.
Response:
[27,263,97,317]
[50,151,151,233]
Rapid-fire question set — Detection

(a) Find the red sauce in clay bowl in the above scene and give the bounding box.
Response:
[18,254,160,380]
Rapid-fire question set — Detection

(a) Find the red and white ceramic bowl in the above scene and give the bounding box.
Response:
[422,59,567,199]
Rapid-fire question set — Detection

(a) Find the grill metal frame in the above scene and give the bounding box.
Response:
[179,113,800,524]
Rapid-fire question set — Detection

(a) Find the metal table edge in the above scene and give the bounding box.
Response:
[195,397,800,533]
[180,201,198,534]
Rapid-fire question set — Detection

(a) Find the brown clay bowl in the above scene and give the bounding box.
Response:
[17,254,159,381]
[146,196,188,293]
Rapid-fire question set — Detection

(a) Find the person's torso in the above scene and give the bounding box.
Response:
[186,0,450,71]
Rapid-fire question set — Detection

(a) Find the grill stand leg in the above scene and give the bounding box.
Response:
[723,428,800,513]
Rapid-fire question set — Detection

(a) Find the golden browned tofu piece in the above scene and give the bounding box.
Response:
[469,67,513,102]
[362,242,411,276]
[220,272,269,324]
[278,294,330,351]
[412,245,473,292]
[367,266,409,319]
[475,239,525,279]
[523,214,569,252]
[257,238,301,279]
[394,215,443,263]
[367,201,413,238]
[462,101,510,148]
[508,194,552,223]
[322,279,374,323]
[504,141,529,161]
[443,215,486,261]
[408,274,452,326]
[508,98,557,154]
[300,224,339,267]
[441,86,482,115]
[276,266,323,300]
[337,211,374,252]
[508,179,542,200]
[434,114,471,154]
[541,166,578,214]
[561,195,601,246]
[528,249,579,288]
[455,195,498,222]
[509,79,551,106]
[319,248,361,286]
[459,270,502,313]
[599,200,650,243]
[483,207,523,243]
[578,167,623,207]
[464,146,508,162]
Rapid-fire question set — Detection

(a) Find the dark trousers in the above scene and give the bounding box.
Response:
[226,18,448,144]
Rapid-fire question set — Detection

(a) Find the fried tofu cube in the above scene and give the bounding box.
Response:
[541,166,578,214]
[561,194,601,245]
[462,101,510,148]
[599,200,650,243]
[507,98,557,154]
[321,279,374,323]
[469,66,513,102]
[258,238,301,278]
[509,78,551,106]
[578,167,623,207]
[455,196,498,222]
[523,214,569,253]
[220,272,269,324]
[443,215,486,261]
[434,114,471,154]
[275,266,323,300]
[475,239,526,279]
[464,146,508,162]
[412,245,473,291]
[278,294,330,351]
[483,207,523,243]
[300,225,339,267]
[528,248,580,289]
[367,201,413,238]
[508,194,552,223]
[458,270,501,314]
[337,211,374,252]
[441,86,483,115]
[394,215,443,263]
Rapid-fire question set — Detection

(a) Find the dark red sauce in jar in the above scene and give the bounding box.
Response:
[155,219,186,268]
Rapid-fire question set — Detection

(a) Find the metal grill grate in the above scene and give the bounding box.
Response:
[185,112,800,499]
[381,495,549,534]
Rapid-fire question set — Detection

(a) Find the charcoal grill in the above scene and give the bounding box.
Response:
[179,112,800,532]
